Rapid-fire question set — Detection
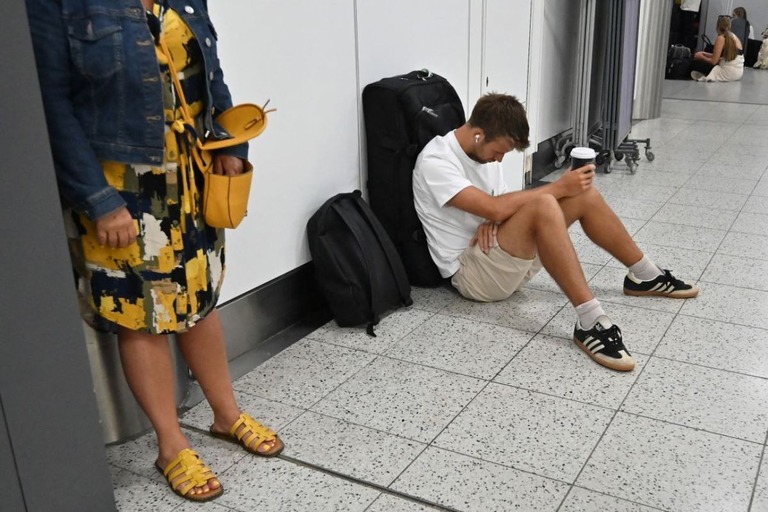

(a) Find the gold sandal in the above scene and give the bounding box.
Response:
[155,448,223,502]
[210,412,284,457]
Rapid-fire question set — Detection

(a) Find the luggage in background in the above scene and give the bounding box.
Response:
[363,69,465,287]
[307,190,412,335]
[666,44,692,79]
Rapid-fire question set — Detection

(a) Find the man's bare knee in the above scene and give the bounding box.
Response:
[531,194,566,228]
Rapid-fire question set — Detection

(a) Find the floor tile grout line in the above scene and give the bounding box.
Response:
[277,453,459,512]
[613,410,768,447]
[747,433,768,512]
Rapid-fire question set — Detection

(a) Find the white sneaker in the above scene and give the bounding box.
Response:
[690,70,705,81]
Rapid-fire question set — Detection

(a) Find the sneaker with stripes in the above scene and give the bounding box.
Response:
[623,269,699,298]
[573,316,635,372]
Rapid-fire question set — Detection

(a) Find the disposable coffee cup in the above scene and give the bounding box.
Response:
[570,147,596,171]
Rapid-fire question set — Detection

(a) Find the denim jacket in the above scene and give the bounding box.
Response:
[27,0,248,220]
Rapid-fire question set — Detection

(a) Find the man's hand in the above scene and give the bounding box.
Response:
[556,164,595,197]
[212,154,245,176]
[469,220,498,254]
[95,207,137,248]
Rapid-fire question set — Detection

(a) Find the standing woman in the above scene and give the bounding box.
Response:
[690,15,745,81]
[26,0,283,502]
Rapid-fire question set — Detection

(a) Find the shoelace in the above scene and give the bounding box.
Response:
[594,324,624,351]
[662,269,687,289]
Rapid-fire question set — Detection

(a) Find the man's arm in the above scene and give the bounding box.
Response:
[448,164,596,222]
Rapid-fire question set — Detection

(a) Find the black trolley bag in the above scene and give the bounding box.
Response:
[307,190,412,336]
[363,69,465,287]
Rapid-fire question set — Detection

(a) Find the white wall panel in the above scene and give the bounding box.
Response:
[209,1,360,301]
[536,0,580,142]
[356,0,473,110]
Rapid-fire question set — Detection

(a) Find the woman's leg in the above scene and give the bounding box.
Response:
[118,327,219,495]
[176,309,240,431]
[176,309,281,453]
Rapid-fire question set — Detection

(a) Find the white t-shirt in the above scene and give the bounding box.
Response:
[413,131,508,277]
[680,0,701,12]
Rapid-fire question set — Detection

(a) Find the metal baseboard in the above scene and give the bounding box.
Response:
[184,263,331,408]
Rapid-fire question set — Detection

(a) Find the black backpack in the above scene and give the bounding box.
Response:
[363,69,465,287]
[306,190,412,335]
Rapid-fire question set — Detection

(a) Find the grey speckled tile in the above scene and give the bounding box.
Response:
[622,358,768,442]
[753,178,768,197]
[409,284,462,313]
[366,494,444,512]
[592,181,678,203]
[540,299,675,355]
[180,389,304,434]
[607,241,713,283]
[753,455,768,512]
[494,334,646,408]
[311,357,484,443]
[609,168,694,188]
[110,465,180,512]
[385,313,533,380]
[391,447,568,512]
[433,383,614,482]
[524,263,603,295]
[440,287,569,334]
[742,195,768,215]
[633,220,727,253]
[232,339,376,409]
[588,266,687,314]
[107,429,243,484]
[600,196,665,221]
[560,487,659,512]
[683,175,758,196]
[667,187,749,212]
[701,254,768,292]
[172,501,237,512]
[576,413,761,512]
[570,232,615,266]
[307,308,433,355]
[696,160,767,181]
[278,411,425,487]
[650,203,738,231]
[680,282,768,330]
[655,315,768,378]
[730,212,768,237]
[716,231,768,261]
[704,152,768,171]
[216,457,379,512]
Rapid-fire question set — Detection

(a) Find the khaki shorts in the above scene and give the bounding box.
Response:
[451,244,542,302]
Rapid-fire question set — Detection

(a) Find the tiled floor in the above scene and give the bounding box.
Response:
[110,73,768,511]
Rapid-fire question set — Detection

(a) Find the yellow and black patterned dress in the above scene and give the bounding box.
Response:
[66,6,224,334]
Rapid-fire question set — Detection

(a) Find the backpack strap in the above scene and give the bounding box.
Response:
[331,199,382,336]
[349,192,412,308]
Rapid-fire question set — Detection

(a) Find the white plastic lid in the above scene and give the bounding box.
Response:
[570,147,596,160]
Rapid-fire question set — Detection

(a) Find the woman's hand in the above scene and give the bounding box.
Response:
[470,220,499,254]
[212,154,245,176]
[95,207,137,248]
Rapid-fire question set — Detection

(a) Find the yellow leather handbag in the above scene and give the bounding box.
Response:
[159,36,271,229]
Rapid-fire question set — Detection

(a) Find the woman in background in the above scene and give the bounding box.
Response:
[26,0,283,502]
[732,7,754,41]
[691,15,745,82]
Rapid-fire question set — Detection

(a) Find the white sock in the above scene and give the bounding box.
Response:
[575,298,606,330]
[628,255,663,281]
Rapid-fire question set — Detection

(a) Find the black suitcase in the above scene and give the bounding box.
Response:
[666,45,692,80]
[307,190,412,335]
[363,69,465,287]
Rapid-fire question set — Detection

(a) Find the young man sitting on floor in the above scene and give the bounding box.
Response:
[413,93,699,372]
